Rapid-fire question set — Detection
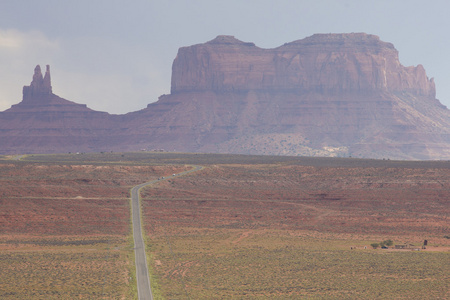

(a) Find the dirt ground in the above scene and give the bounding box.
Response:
[0,160,186,299]
[0,153,448,299]
[142,163,449,242]
[140,160,450,299]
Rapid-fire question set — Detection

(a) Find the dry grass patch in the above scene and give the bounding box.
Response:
[0,161,185,299]
[147,229,449,299]
[0,235,131,299]
[142,163,449,299]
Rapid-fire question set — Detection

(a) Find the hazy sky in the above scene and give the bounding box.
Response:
[1,0,450,114]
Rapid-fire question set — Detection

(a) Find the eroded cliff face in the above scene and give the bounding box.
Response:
[172,33,435,97]
[160,33,447,159]
[0,33,449,159]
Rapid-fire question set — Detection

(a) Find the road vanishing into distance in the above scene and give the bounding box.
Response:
[131,165,203,300]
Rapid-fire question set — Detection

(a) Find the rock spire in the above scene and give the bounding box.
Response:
[22,65,53,103]
[0,35,448,159]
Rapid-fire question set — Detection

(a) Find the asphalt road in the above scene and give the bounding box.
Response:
[131,165,203,300]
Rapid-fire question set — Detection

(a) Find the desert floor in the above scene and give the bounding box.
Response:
[1,152,449,299]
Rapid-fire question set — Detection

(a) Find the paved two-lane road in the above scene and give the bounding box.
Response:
[131,165,203,300]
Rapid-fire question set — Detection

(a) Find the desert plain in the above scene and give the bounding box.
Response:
[0,152,449,299]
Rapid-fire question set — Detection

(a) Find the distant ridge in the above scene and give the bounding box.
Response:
[0,33,449,159]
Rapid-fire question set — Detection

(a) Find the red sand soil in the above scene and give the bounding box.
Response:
[142,164,450,244]
[0,163,187,235]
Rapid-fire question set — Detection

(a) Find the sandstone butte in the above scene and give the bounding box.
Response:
[0,33,449,159]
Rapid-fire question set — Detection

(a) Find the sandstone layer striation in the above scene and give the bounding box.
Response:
[172,34,435,97]
[133,33,449,159]
[0,33,449,159]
